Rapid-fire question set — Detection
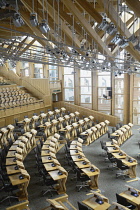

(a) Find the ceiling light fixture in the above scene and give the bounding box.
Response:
[13,13,25,27]
[39,20,50,33]
[30,13,38,27]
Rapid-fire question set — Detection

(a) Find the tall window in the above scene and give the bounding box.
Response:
[64,67,74,102]
[80,70,92,109]
[114,74,124,122]
[34,63,44,78]
[98,72,111,114]
[21,62,29,77]
[133,74,140,124]
[49,65,58,81]
[8,60,16,73]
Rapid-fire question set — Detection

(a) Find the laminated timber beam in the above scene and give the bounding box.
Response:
[62,0,113,58]
[100,0,140,62]
[125,0,140,18]
[75,0,102,23]
[16,39,36,56]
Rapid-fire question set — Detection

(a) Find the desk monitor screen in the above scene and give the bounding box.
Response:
[90,167,95,172]
[95,198,104,205]
[51,163,56,167]
[113,147,117,150]
[82,161,87,165]
[128,158,133,163]
[119,152,123,156]
[58,171,63,176]
[15,165,19,170]
[19,175,24,180]
[130,189,139,197]
[78,155,82,159]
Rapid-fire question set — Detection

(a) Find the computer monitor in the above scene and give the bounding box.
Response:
[95,196,104,205]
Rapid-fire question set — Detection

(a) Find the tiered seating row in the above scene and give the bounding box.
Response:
[40,133,68,195]
[5,129,37,200]
[110,123,133,146]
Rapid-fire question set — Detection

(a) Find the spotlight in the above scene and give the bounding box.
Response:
[13,13,24,27]
[119,37,129,48]
[30,13,38,27]
[134,67,137,71]
[111,33,123,45]
[107,22,117,35]
[98,18,109,31]
[39,19,50,33]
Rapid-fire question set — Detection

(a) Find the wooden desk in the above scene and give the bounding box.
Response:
[70,144,79,150]
[9,173,29,200]
[121,159,137,178]
[9,145,18,151]
[82,196,111,210]
[48,170,67,194]
[70,149,80,156]
[75,160,90,169]
[107,146,119,153]
[112,152,126,159]
[7,150,16,158]
[41,156,54,163]
[42,144,50,150]
[6,157,17,166]
[6,165,20,175]
[120,190,140,209]
[41,150,50,156]
[71,155,85,162]
[44,162,59,171]
[81,166,100,189]
[105,142,114,147]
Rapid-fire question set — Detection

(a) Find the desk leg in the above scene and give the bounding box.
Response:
[88,175,98,190]
[57,178,67,194]
[128,165,136,178]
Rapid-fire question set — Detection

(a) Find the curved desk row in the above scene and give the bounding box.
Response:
[111,123,133,146]
[105,142,137,178]
[41,134,68,194]
[0,124,15,148]
[59,116,95,141]
[5,129,37,200]
[80,120,110,145]
[70,138,100,190]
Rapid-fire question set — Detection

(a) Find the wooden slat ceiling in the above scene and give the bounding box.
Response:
[0,0,139,62]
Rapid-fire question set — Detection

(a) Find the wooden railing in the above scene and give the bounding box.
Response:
[53,101,119,126]
[50,80,61,93]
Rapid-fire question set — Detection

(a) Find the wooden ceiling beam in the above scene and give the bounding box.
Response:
[100,0,140,62]
[17,39,36,56]
[125,0,140,18]
[38,0,81,49]
[62,0,113,57]
[75,0,102,23]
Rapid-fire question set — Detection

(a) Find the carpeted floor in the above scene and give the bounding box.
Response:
[0,125,140,210]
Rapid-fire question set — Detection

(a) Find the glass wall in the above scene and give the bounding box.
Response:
[8,60,16,73]
[64,67,74,102]
[98,72,111,114]
[133,74,140,124]
[114,74,124,122]
[49,65,58,81]
[80,70,92,109]
[21,62,29,77]
[34,63,44,78]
